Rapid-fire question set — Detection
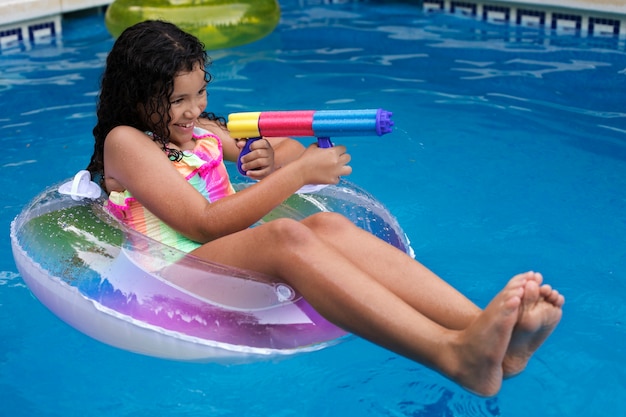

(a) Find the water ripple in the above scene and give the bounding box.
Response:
[453,58,612,79]
[0,73,84,90]
[0,271,24,288]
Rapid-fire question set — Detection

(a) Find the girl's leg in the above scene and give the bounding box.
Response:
[191,218,526,396]
[301,212,480,329]
[301,213,564,376]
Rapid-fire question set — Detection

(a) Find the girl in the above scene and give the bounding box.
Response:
[87,20,564,397]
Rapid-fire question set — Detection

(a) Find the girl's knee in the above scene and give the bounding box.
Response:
[304,212,354,234]
[265,213,355,249]
[265,217,317,248]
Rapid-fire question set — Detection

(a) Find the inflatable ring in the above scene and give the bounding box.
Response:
[104,0,281,50]
[10,173,413,363]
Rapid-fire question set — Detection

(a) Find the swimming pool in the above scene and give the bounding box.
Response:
[1,0,625,415]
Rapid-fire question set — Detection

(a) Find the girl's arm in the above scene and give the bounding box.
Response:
[104,125,351,244]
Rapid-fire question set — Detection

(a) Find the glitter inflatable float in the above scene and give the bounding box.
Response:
[10,108,411,363]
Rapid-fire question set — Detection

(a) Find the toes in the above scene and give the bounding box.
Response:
[548,290,565,307]
[513,271,532,282]
[557,293,565,307]
[513,271,543,286]
[522,279,540,306]
[539,284,553,297]
[526,271,543,285]
[540,286,565,307]
[508,272,532,291]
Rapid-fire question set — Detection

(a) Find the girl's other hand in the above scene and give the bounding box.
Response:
[298,143,352,185]
[237,138,276,179]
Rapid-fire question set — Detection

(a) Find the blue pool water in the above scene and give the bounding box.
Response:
[1,1,625,415]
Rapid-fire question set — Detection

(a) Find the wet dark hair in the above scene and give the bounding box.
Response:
[87,20,225,186]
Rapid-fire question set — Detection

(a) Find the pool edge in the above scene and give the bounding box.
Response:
[1,0,626,52]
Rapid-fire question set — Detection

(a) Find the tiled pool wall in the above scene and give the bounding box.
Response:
[1,0,625,51]
[424,0,626,37]
[0,0,109,50]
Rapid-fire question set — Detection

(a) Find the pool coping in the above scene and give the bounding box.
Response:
[0,0,110,50]
[0,0,110,26]
[1,0,625,51]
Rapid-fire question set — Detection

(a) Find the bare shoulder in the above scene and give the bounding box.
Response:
[104,125,160,155]
[103,125,170,191]
[106,125,148,142]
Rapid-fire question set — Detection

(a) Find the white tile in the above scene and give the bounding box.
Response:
[0,0,61,26]
[485,10,508,23]
[590,20,619,35]
[519,14,543,27]
[553,17,581,31]
[0,28,22,49]
[61,0,111,13]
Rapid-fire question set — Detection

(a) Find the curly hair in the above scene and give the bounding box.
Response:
[87,20,225,185]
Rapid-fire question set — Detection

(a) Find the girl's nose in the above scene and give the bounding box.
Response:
[186,97,206,118]
[185,104,201,119]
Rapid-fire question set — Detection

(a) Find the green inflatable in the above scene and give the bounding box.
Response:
[105,0,281,50]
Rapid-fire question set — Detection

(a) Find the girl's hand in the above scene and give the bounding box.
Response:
[237,138,276,179]
[297,143,352,185]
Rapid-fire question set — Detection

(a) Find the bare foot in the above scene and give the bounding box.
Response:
[503,271,564,377]
[447,273,527,397]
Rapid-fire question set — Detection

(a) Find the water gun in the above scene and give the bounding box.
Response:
[227,109,394,175]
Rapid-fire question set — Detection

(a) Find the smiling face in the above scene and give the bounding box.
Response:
[166,63,208,149]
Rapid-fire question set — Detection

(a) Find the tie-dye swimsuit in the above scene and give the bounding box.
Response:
[106,127,235,252]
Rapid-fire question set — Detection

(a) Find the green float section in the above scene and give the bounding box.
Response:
[105,0,281,50]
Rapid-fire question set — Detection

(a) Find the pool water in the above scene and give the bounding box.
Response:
[1,1,625,415]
